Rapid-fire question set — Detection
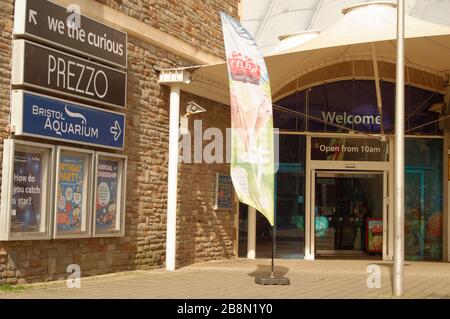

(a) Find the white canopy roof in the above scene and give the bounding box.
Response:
[180,1,450,106]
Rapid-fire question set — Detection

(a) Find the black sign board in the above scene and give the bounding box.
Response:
[214,174,233,209]
[311,137,389,162]
[12,40,126,109]
[13,0,127,68]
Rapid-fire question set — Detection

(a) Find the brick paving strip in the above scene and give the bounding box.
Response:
[1,259,450,299]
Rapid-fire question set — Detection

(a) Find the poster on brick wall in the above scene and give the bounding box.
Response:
[95,160,119,230]
[55,147,93,238]
[93,153,126,237]
[10,151,42,233]
[0,139,54,241]
[214,174,233,210]
[56,155,85,232]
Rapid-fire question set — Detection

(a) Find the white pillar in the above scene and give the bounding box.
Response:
[166,85,180,271]
[394,0,405,297]
[247,206,256,259]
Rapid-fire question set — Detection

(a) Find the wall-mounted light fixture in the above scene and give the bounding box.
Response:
[179,101,206,134]
[185,101,206,117]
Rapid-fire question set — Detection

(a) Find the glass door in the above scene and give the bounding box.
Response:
[313,171,384,256]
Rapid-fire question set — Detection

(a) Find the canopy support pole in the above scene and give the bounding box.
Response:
[159,70,192,272]
[394,0,405,297]
[165,84,181,271]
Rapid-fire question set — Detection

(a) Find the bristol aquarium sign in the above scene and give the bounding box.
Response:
[11,90,125,150]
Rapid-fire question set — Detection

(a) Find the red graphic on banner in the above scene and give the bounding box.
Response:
[228,51,261,85]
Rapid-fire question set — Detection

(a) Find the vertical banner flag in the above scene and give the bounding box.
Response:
[220,12,275,226]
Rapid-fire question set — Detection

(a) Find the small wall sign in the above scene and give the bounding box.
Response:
[214,173,233,210]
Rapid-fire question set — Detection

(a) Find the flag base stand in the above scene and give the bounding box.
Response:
[255,225,290,286]
[255,276,290,285]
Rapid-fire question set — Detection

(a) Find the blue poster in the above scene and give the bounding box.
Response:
[56,155,84,232]
[95,159,119,231]
[11,152,42,233]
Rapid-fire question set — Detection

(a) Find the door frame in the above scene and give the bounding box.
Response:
[312,170,387,256]
[305,135,393,261]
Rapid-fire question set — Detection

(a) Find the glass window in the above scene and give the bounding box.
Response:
[323,81,354,132]
[354,80,381,133]
[238,203,248,258]
[405,138,443,261]
[379,81,395,133]
[406,86,441,135]
[274,91,305,131]
[273,79,443,136]
[278,134,305,163]
[257,135,306,258]
[307,85,326,132]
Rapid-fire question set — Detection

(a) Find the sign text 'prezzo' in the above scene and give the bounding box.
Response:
[12,40,126,108]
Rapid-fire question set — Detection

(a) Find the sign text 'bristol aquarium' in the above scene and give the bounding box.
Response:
[11,90,125,150]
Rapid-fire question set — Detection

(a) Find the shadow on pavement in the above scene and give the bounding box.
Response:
[247,264,290,279]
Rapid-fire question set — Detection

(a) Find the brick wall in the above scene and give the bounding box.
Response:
[0,0,238,284]
[94,0,239,58]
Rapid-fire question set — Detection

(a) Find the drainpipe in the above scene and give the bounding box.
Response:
[159,69,191,271]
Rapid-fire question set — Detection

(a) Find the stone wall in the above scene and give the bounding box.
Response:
[0,0,238,284]
[177,93,234,267]
[0,0,15,284]
[95,0,240,58]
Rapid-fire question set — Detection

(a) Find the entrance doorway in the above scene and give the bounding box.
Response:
[312,171,385,258]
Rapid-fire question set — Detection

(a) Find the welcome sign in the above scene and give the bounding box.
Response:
[322,112,382,125]
[11,90,125,150]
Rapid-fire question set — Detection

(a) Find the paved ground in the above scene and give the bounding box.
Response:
[1,258,450,299]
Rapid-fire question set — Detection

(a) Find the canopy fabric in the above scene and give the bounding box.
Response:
[180,2,450,106]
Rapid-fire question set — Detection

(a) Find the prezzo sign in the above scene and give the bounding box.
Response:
[11,90,125,150]
[13,0,127,68]
[12,40,126,109]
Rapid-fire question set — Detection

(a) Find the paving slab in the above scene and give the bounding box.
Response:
[0,258,449,299]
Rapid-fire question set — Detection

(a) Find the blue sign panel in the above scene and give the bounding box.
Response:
[13,91,125,150]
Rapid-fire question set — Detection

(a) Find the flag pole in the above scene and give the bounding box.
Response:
[255,212,289,285]
[219,12,288,286]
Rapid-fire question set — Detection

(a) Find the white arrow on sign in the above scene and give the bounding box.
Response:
[28,9,37,25]
[110,121,122,142]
